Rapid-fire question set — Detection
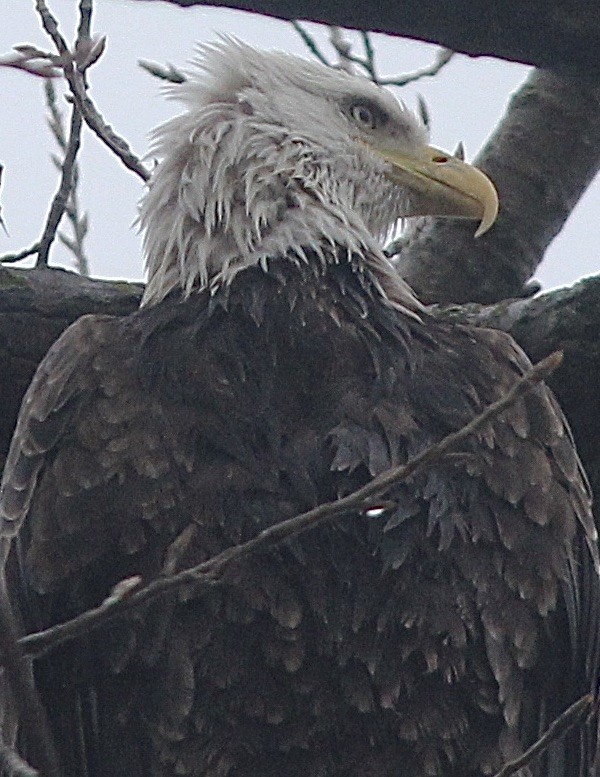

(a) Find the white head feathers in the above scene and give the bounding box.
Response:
[139,39,427,309]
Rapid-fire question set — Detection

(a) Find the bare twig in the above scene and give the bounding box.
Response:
[77,0,92,41]
[0,52,60,79]
[377,48,454,87]
[64,72,150,182]
[329,27,357,74]
[34,0,69,56]
[0,582,59,777]
[361,31,375,76]
[360,30,375,69]
[36,92,83,268]
[492,693,595,777]
[27,1,88,268]
[291,21,331,66]
[35,0,149,183]
[0,244,41,265]
[16,351,562,661]
[291,22,454,88]
[2,1,146,272]
[45,79,89,274]
[329,29,378,80]
[139,59,186,84]
[22,0,146,271]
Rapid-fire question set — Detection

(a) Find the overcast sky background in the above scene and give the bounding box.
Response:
[1,0,598,292]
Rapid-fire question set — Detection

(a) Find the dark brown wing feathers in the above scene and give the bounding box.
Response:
[1,261,598,777]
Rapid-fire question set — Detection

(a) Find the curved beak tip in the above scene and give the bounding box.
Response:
[473,182,499,238]
[373,143,499,238]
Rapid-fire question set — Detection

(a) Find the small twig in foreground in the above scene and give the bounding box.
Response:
[492,693,595,777]
[16,352,563,662]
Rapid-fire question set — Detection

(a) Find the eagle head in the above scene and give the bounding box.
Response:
[140,38,498,307]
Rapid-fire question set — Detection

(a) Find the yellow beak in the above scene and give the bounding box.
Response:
[373,145,499,237]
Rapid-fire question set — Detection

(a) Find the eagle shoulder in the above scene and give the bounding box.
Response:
[0,312,187,595]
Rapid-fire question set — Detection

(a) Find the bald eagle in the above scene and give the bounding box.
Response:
[1,39,598,777]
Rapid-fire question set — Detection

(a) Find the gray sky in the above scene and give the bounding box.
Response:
[1,0,598,291]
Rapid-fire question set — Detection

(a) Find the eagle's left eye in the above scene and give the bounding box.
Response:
[351,103,376,128]
[347,100,387,131]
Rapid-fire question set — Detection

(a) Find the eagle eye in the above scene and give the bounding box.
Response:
[346,99,388,131]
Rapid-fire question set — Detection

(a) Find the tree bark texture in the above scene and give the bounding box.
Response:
[134,0,600,79]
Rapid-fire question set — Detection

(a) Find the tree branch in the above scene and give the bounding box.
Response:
[45,78,89,274]
[15,351,561,662]
[31,0,95,269]
[35,0,150,183]
[292,23,453,86]
[492,693,595,777]
[1,0,149,272]
[131,0,600,79]
[1,244,41,265]
[35,103,83,268]
[64,71,150,182]
[0,583,59,777]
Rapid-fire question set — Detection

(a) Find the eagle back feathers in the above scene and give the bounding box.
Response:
[1,259,598,777]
